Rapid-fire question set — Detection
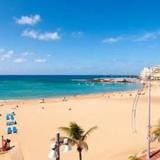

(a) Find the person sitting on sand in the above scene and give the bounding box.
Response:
[63,97,67,102]
[3,139,11,151]
[40,98,45,103]
[1,136,11,151]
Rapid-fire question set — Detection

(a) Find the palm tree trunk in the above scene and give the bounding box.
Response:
[77,147,82,160]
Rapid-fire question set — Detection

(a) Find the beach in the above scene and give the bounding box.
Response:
[0,82,160,160]
[1,0,160,159]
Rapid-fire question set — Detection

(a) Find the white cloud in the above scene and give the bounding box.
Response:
[22,29,60,41]
[134,32,160,41]
[14,58,26,63]
[7,50,14,55]
[16,14,41,25]
[102,37,122,44]
[102,31,160,44]
[0,49,14,61]
[71,32,83,38]
[34,58,46,63]
[21,51,33,56]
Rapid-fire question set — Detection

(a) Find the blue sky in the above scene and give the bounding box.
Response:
[0,0,160,75]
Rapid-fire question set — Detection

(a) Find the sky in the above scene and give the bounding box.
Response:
[0,0,160,75]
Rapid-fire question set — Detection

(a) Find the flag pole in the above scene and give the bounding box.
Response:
[147,74,151,160]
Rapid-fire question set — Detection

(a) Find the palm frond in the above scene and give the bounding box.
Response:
[128,154,141,160]
[82,126,97,141]
[59,127,70,136]
[63,137,78,146]
[151,127,160,142]
[151,119,160,143]
[68,122,84,140]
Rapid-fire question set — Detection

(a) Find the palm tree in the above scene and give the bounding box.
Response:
[59,122,97,160]
[128,154,141,160]
[151,120,160,142]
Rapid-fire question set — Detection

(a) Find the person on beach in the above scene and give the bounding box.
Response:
[1,136,11,151]
[40,98,45,103]
[63,97,67,102]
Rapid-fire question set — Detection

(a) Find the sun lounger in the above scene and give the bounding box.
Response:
[6,121,16,126]
[6,114,10,120]
[6,113,15,121]
[12,126,17,133]
[7,127,12,134]
[10,114,14,120]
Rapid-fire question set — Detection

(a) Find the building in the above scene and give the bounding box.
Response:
[140,67,152,80]
[140,65,160,80]
[151,65,160,80]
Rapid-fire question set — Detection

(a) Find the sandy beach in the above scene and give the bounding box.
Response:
[0,82,160,160]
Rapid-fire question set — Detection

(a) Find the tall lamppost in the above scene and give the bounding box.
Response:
[48,131,71,160]
[146,70,152,160]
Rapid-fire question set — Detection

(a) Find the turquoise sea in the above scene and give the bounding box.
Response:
[0,75,141,100]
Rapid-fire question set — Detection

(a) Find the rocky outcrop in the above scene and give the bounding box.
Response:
[89,78,139,83]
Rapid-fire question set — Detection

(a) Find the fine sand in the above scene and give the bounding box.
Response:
[0,82,160,160]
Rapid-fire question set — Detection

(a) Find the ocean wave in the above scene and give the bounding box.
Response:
[71,79,87,82]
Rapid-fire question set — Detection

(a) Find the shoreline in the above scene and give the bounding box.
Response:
[0,87,141,103]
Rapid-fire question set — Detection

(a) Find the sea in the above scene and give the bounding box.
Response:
[0,75,142,100]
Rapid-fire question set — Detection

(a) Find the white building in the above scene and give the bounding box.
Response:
[151,65,160,80]
[140,67,152,80]
[140,65,160,80]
